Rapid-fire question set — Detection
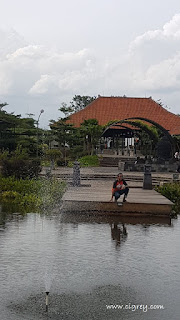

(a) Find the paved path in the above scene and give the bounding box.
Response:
[42,166,176,178]
[41,167,178,184]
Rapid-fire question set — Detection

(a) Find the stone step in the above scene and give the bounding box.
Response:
[46,173,172,186]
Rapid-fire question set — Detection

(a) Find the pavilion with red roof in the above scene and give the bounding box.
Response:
[68,96,180,136]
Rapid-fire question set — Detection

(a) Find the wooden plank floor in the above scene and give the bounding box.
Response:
[62,180,173,216]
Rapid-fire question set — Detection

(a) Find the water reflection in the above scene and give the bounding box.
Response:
[0,211,25,231]
[60,211,172,226]
[60,211,172,250]
[0,210,179,320]
[110,223,128,248]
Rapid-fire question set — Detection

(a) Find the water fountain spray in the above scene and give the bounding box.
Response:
[45,291,49,312]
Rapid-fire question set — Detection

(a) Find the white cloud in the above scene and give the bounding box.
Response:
[133,53,180,92]
[130,13,180,50]
[127,14,180,94]
[29,75,56,94]
[1,14,180,124]
[163,13,180,37]
[0,27,26,57]
[28,48,106,95]
[7,45,44,61]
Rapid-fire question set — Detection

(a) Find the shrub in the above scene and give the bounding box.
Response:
[78,155,99,167]
[45,149,62,160]
[156,182,180,215]
[0,150,9,163]
[0,176,66,213]
[67,161,73,167]
[41,160,51,167]
[1,159,41,179]
[12,145,28,160]
[56,159,66,166]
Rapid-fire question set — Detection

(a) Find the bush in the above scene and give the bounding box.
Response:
[0,150,9,163]
[0,176,66,213]
[67,161,73,167]
[156,182,180,215]
[1,159,41,179]
[41,160,51,167]
[78,155,99,167]
[56,159,66,166]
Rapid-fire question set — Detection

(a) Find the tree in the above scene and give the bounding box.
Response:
[14,117,37,156]
[45,148,62,169]
[80,119,103,155]
[70,95,96,112]
[50,96,100,160]
[0,105,42,156]
[49,114,76,165]
[60,95,96,115]
[59,102,74,117]
[0,102,8,111]
[0,107,20,151]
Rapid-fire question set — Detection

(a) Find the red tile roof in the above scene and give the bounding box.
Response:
[68,96,180,135]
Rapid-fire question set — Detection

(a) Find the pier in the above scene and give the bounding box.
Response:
[62,180,173,216]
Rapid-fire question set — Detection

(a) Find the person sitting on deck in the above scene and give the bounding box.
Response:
[110,173,129,203]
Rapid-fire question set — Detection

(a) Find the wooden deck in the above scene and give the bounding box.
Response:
[62,180,173,216]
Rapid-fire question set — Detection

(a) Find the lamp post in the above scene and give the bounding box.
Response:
[36,109,44,157]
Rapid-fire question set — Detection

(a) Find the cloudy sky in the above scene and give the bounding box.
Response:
[0,0,180,127]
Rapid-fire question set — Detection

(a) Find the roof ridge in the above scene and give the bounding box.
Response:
[98,96,151,100]
[68,96,180,135]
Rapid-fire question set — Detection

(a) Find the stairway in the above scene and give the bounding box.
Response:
[99,156,137,167]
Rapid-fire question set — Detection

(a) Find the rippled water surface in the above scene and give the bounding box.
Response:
[0,210,179,320]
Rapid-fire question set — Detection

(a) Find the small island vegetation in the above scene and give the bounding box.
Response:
[156,182,180,216]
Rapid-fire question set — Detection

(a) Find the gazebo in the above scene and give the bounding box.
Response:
[67,96,180,157]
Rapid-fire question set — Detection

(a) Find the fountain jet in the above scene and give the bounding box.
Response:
[45,291,49,312]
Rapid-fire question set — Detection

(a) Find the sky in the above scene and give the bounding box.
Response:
[0,0,180,128]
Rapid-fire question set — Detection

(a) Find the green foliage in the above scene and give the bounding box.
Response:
[59,102,74,117]
[59,95,96,118]
[173,135,180,151]
[1,159,41,179]
[80,119,103,155]
[67,161,73,167]
[104,119,161,156]
[11,144,29,160]
[0,106,38,155]
[69,145,85,159]
[0,102,8,111]
[156,182,180,215]
[105,119,121,128]
[50,118,76,149]
[56,159,66,166]
[49,96,100,160]
[41,160,51,167]
[0,176,66,213]
[0,150,9,162]
[78,155,100,167]
[45,148,62,160]
[70,95,96,112]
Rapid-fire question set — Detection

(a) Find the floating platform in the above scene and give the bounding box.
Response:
[62,181,173,216]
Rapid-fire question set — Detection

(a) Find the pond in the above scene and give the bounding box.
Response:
[0,209,179,320]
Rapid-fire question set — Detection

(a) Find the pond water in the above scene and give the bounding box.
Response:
[0,209,179,320]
